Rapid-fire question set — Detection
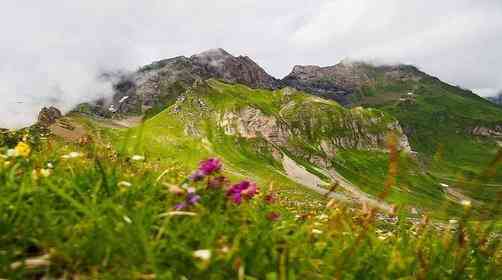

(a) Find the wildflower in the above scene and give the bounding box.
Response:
[189,169,205,182]
[46,162,54,169]
[193,249,211,261]
[266,212,281,222]
[198,158,222,175]
[6,149,17,158]
[207,176,228,189]
[131,155,145,161]
[449,219,458,225]
[461,200,472,207]
[318,214,329,221]
[174,192,201,210]
[312,229,323,235]
[15,142,31,157]
[123,215,132,224]
[40,169,51,178]
[226,180,259,204]
[264,193,277,204]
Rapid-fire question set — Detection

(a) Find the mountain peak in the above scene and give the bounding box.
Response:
[191,48,233,63]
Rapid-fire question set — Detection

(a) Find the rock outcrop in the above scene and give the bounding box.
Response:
[282,61,427,105]
[470,125,502,137]
[78,49,280,117]
[37,107,62,126]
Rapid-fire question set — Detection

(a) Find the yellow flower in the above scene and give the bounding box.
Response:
[15,142,31,157]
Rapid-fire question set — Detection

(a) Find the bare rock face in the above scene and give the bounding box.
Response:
[216,104,411,159]
[217,107,289,146]
[38,107,63,126]
[282,61,426,105]
[470,125,502,137]
[190,48,281,89]
[78,49,281,117]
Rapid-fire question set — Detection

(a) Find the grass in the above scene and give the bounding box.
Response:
[0,138,500,279]
[1,78,501,278]
[353,75,502,200]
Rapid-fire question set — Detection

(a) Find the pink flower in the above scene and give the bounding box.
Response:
[264,193,277,204]
[266,212,281,222]
[226,180,259,204]
[198,158,222,175]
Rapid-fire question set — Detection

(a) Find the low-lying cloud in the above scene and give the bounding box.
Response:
[1,0,501,127]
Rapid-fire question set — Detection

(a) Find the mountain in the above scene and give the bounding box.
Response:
[282,61,426,105]
[487,92,502,105]
[69,49,502,214]
[76,48,280,118]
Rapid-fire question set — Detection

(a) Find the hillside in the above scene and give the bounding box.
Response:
[1,75,501,278]
[283,61,502,205]
[1,79,501,278]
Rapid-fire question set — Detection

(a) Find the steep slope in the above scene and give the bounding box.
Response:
[283,61,502,180]
[282,61,426,105]
[96,79,479,216]
[487,92,502,105]
[76,48,280,118]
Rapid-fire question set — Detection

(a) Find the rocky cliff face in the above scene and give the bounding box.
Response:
[38,107,62,126]
[172,81,411,166]
[78,49,280,117]
[282,61,427,105]
[470,125,502,137]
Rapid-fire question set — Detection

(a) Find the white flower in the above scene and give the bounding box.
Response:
[440,183,449,188]
[123,215,132,224]
[461,200,472,207]
[118,181,132,188]
[449,219,458,225]
[318,214,329,220]
[131,155,145,161]
[47,162,54,169]
[193,249,211,261]
[312,229,323,235]
[40,169,51,178]
[6,149,17,158]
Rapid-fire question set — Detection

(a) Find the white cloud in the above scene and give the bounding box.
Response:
[0,0,501,127]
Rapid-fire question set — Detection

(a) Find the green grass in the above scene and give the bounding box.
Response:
[0,139,500,279]
[1,78,501,278]
[353,75,502,201]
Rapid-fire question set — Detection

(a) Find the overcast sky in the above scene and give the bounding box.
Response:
[1,0,501,127]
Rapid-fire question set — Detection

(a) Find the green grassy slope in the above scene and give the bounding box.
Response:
[80,80,490,217]
[351,74,502,209]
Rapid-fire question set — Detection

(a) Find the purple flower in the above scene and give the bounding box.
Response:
[226,180,259,204]
[187,193,201,205]
[174,191,200,210]
[189,170,205,182]
[174,202,188,210]
[198,158,222,175]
